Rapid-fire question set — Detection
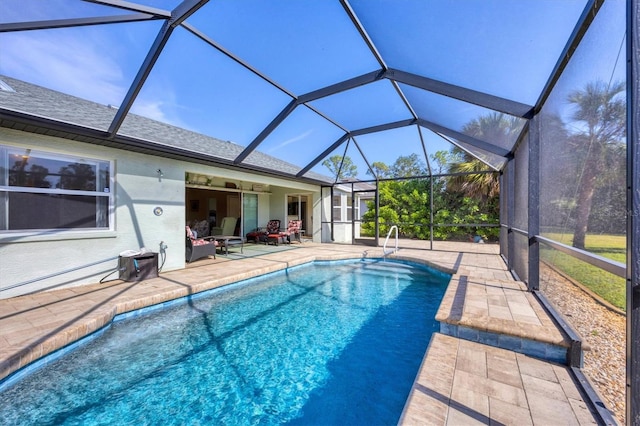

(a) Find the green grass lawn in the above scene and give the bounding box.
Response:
[540,233,626,311]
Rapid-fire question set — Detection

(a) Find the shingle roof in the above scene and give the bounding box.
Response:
[0,75,333,184]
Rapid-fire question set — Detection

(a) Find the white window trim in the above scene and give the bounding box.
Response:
[0,145,115,237]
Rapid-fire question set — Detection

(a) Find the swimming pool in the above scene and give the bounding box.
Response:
[0,259,449,425]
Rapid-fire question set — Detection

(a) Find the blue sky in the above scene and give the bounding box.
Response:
[0,0,626,180]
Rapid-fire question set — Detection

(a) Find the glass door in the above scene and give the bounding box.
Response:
[242,193,258,238]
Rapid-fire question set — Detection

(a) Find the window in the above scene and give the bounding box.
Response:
[346,195,353,221]
[332,194,342,221]
[288,201,299,216]
[0,145,113,232]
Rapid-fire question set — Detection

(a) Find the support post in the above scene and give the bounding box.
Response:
[351,182,355,245]
[330,186,335,242]
[375,180,380,246]
[528,115,540,291]
[430,175,434,250]
[506,159,516,273]
[627,0,640,422]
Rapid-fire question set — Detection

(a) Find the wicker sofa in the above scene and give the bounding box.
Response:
[186,225,218,263]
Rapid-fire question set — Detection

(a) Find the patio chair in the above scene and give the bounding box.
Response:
[211,216,236,236]
[285,219,303,243]
[186,225,218,263]
[192,219,210,237]
[246,219,281,244]
[246,227,266,243]
[265,219,288,245]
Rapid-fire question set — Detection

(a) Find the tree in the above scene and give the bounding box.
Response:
[462,111,523,148]
[447,150,499,201]
[586,141,626,234]
[366,161,390,179]
[322,155,357,181]
[446,112,523,204]
[10,164,52,188]
[426,113,519,241]
[390,153,425,178]
[360,178,431,239]
[430,150,464,175]
[538,112,573,231]
[58,163,96,190]
[566,80,626,249]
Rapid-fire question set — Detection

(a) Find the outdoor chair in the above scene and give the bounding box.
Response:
[264,219,288,245]
[246,227,266,243]
[211,216,236,236]
[246,219,281,244]
[191,219,210,238]
[285,219,303,243]
[186,225,218,263]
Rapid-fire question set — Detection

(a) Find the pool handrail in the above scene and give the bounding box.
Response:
[383,225,398,257]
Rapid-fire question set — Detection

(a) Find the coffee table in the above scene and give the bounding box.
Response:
[213,236,244,255]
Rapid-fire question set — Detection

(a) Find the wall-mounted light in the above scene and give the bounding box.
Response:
[157,169,163,177]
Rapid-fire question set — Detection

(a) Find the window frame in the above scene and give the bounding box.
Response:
[0,144,115,235]
[332,194,342,222]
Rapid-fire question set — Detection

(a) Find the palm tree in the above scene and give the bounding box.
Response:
[567,80,626,249]
[462,112,524,148]
[447,152,499,201]
[448,113,523,200]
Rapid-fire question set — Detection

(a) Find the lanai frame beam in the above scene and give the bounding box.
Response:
[386,69,534,119]
[627,0,639,422]
[107,0,209,137]
[0,14,162,32]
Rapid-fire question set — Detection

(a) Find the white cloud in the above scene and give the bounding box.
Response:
[0,30,185,128]
[129,99,169,123]
[268,129,314,152]
[1,32,124,105]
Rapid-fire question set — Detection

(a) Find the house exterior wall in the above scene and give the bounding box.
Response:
[257,194,271,231]
[262,191,317,240]
[0,128,321,299]
[268,186,288,229]
[333,222,353,243]
[310,191,321,242]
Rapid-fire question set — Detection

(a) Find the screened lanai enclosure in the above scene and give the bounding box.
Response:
[0,0,638,423]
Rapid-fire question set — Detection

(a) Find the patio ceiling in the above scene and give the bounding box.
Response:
[0,0,594,183]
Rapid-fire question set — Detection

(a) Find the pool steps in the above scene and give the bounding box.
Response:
[435,273,581,365]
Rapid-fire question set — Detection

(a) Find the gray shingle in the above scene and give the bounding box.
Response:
[0,75,333,184]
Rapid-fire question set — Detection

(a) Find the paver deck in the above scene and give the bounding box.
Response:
[0,241,602,424]
[399,334,597,425]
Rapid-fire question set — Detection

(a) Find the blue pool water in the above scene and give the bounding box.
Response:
[0,259,449,425]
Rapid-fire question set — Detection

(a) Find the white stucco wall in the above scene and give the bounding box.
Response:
[0,128,321,298]
[268,186,288,227]
[257,194,271,230]
[321,187,333,243]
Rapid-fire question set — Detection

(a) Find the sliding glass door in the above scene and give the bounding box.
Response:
[242,193,258,237]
